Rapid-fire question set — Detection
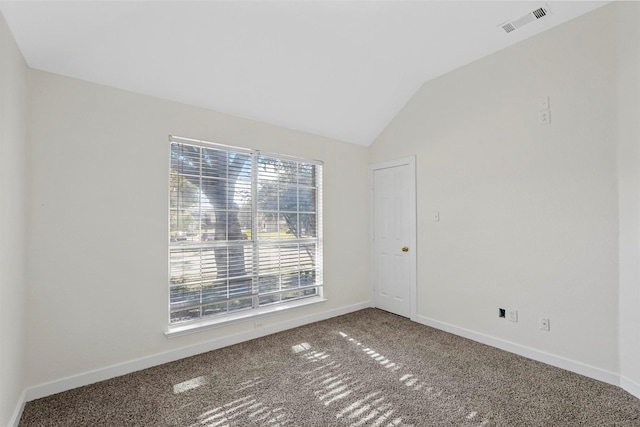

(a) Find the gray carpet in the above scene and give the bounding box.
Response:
[19,309,640,426]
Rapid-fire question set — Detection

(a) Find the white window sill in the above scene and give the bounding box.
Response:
[165,297,327,338]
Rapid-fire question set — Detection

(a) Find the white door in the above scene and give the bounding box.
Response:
[371,157,416,318]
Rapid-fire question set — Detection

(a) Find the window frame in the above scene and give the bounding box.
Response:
[166,135,324,336]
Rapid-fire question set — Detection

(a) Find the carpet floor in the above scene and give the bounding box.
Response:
[19,308,640,426]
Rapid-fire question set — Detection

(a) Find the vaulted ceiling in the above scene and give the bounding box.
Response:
[0,1,609,145]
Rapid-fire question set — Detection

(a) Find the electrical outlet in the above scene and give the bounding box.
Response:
[508,310,518,322]
[540,318,550,331]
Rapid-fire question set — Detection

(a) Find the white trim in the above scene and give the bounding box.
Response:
[8,390,27,427]
[166,297,326,338]
[414,314,620,387]
[169,134,253,155]
[621,375,640,399]
[169,134,323,165]
[24,301,370,402]
[369,156,417,320]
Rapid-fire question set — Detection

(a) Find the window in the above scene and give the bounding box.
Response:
[168,136,323,329]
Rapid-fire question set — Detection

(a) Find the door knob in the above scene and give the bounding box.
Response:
[402,246,409,252]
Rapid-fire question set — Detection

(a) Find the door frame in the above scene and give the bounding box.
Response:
[369,156,417,321]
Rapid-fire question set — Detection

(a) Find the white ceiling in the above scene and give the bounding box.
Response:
[0,0,610,146]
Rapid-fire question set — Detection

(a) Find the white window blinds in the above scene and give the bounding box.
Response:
[169,136,323,325]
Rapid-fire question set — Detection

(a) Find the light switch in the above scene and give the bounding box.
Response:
[433,211,440,222]
[539,109,551,125]
[540,96,550,110]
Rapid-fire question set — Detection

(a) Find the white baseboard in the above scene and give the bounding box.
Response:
[621,375,640,400]
[413,314,620,387]
[25,301,371,402]
[9,390,27,427]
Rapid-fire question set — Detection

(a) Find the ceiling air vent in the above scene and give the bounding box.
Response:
[502,23,516,34]
[499,5,551,34]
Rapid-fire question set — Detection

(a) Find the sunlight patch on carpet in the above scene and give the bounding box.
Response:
[291,342,311,354]
[173,376,208,394]
[338,330,490,426]
[297,338,409,426]
[195,394,289,427]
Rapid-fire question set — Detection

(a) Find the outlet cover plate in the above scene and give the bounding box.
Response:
[540,318,550,331]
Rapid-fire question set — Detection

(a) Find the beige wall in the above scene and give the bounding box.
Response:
[616,2,640,392]
[25,70,370,388]
[371,4,621,373]
[0,11,28,427]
